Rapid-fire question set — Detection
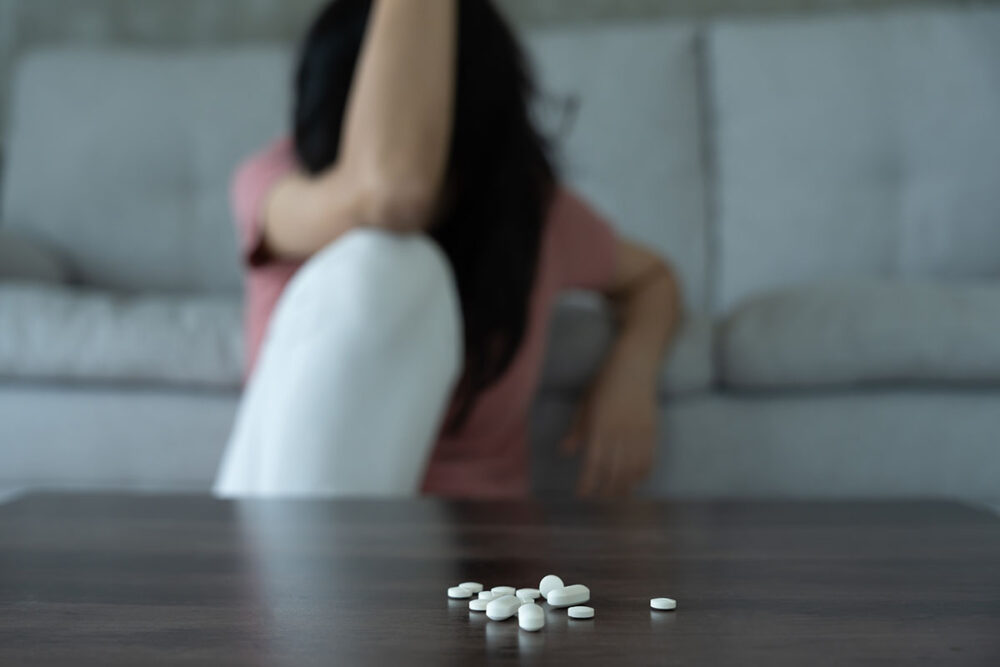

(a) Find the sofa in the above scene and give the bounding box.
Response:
[2,4,999,500]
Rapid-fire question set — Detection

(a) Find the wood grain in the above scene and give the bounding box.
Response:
[1,495,998,665]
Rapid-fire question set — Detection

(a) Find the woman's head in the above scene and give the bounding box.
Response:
[294,0,556,431]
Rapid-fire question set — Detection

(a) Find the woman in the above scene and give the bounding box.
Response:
[214,0,680,499]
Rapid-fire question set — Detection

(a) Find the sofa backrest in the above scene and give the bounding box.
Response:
[2,48,292,293]
[527,22,708,310]
[10,7,996,309]
[1,21,711,306]
[708,6,1000,312]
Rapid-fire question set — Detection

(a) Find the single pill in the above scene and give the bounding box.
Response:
[486,595,522,621]
[516,588,540,600]
[568,606,595,619]
[546,584,590,608]
[518,603,545,632]
[448,586,472,599]
[538,575,564,599]
[478,591,496,601]
[469,598,489,612]
[491,586,516,596]
[459,582,484,593]
[650,597,677,611]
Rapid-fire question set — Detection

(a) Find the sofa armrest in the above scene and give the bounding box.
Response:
[0,231,70,284]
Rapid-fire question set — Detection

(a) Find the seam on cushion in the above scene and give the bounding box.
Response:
[692,23,729,392]
[693,23,720,317]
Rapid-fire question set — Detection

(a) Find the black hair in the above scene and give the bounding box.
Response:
[293,0,556,432]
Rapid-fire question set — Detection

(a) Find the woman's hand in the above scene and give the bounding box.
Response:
[561,362,658,498]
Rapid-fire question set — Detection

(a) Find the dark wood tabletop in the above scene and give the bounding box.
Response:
[0,494,998,666]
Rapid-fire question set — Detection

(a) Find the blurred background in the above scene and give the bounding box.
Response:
[0,0,998,503]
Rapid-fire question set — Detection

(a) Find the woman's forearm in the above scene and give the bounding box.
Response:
[261,0,457,260]
[604,262,680,390]
[340,0,457,224]
[567,247,680,498]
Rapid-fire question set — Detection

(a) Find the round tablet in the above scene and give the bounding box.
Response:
[447,586,471,599]
[568,606,594,619]
[469,598,489,612]
[491,586,516,596]
[478,591,496,601]
[538,575,564,599]
[650,597,677,611]
[459,582,484,593]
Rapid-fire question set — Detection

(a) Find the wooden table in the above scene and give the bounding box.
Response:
[1,494,998,665]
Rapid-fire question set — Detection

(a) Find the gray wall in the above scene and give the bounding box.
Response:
[0,0,992,143]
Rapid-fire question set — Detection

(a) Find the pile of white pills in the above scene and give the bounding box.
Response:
[448,574,677,633]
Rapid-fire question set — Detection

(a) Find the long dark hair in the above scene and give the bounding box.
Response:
[293,0,556,432]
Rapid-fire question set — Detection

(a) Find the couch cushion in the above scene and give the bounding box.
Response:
[0,284,243,387]
[0,231,70,284]
[542,294,714,397]
[2,48,292,293]
[526,21,708,311]
[720,281,1000,389]
[709,7,1000,312]
[0,383,238,492]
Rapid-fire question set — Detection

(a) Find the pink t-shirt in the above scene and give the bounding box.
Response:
[232,138,617,498]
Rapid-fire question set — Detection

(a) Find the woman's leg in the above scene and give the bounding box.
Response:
[214,228,462,498]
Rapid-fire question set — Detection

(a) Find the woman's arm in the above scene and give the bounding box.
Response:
[263,0,457,260]
[562,240,681,497]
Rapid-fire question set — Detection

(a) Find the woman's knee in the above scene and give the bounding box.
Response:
[268,228,461,349]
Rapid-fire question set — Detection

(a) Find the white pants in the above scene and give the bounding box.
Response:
[214,229,463,498]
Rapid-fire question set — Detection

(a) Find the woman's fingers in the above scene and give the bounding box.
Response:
[578,435,610,498]
[577,439,622,497]
[561,408,587,457]
[591,442,614,498]
[578,430,656,498]
[576,437,598,497]
[619,436,640,491]
[600,439,632,498]
[611,434,650,497]
[603,440,628,498]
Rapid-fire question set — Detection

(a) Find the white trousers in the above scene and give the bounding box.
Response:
[214,229,463,498]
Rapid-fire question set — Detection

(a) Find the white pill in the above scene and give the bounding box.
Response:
[650,597,677,611]
[478,591,496,601]
[515,588,540,600]
[518,603,545,632]
[459,582,483,593]
[568,606,594,619]
[546,584,590,608]
[448,586,471,599]
[538,575,564,599]
[486,595,522,621]
[469,598,489,612]
[491,586,516,596]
